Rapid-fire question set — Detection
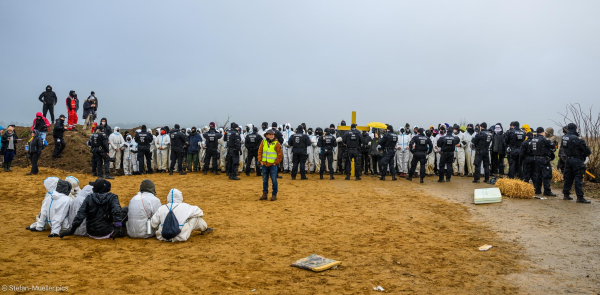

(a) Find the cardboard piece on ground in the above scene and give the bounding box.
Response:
[474,188,502,204]
[479,245,493,251]
[291,254,342,272]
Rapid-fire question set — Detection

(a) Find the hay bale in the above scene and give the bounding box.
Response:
[552,170,564,182]
[494,179,535,199]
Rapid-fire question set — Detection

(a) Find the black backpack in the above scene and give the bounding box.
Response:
[162,203,181,240]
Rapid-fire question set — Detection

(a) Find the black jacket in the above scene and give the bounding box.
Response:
[273,128,284,145]
[361,134,372,153]
[342,129,363,149]
[472,131,493,152]
[83,97,98,119]
[379,132,398,150]
[561,131,592,160]
[99,118,112,135]
[245,132,263,150]
[203,129,223,150]
[71,192,122,237]
[410,134,433,154]
[38,87,57,105]
[437,134,460,153]
[90,132,110,153]
[492,132,506,154]
[54,118,66,138]
[226,129,242,151]
[0,132,18,155]
[317,133,337,150]
[169,129,187,152]
[289,132,311,154]
[28,134,44,154]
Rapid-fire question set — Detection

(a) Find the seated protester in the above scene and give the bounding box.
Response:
[127,179,162,239]
[28,179,72,237]
[68,185,94,236]
[60,178,126,240]
[150,188,212,242]
[65,176,81,200]
[26,177,59,232]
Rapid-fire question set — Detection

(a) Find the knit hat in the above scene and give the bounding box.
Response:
[536,127,545,134]
[209,122,215,128]
[460,126,466,132]
[272,122,278,127]
[89,178,111,193]
[140,179,156,195]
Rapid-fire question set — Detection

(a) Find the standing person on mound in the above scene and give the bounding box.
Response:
[258,129,283,201]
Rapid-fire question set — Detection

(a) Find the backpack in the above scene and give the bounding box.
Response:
[161,203,181,240]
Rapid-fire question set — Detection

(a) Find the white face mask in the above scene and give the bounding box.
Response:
[102,122,106,125]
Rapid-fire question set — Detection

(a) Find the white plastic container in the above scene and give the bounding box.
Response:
[474,188,502,204]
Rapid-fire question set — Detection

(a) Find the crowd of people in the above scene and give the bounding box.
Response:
[26,176,212,241]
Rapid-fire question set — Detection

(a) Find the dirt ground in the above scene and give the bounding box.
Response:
[0,168,526,294]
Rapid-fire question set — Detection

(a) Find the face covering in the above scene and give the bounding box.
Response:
[308,132,313,135]
[286,126,289,130]
[453,130,458,135]
[102,122,106,125]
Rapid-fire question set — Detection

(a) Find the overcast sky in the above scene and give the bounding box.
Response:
[1,0,599,130]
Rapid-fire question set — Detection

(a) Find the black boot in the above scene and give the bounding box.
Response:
[229,174,240,180]
[563,194,573,200]
[105,174,115,180]
[355,176,361,180]
[420,178,424,183]
[179,171,187,175]
[203,170,208,175]
[438,179,445,183]
[543,191,556,197]
[169,169,173,175]
[406,176,412,181]
[320,173,323,180]
[576,196,591,204]
[345,175,350,180]
[391,175,397,181]
[330,174,335,180]
[380,175,385,181]
[472,180,480,183]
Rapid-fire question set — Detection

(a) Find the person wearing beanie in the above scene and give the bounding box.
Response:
[83,91,98,131]
[342,123,364,180]
[561,123,592,203]
[202,122,223,175]
[505,121,526,179]
[89,124,114,179]
[126,179,162,239]
[407,128,433,183]
[135,125,154,175]
[437,125,460,183]
[526,127,557,197]
[471,122,491,183]
[52,114,67,160]
[38,85,58,122]
[379,124,399,181]
[167,124,187,175]
[224,122,242,180]
[288,125,311,180]
[60,178,126,240]
[490,124,506,176]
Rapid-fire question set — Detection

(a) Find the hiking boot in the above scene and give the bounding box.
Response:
[355,176,361,181]
[345,176,351,180]
[330,175,335,180]
[105,174,115,180]
[576,196,591,204]
[543,191,557,197]
[406,176,412,181]
[472,180,480,183]
[438,179,445,183]
[260,192,268,201]
[200,228,213,235]
[535,190,542,195]
[179,171,187,175]
[229,175,240,180]
[271,195,277,201]
[563,194,573,200]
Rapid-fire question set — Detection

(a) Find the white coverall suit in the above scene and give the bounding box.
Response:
[426,136,436,175]
[155,133,171,172]
[308,134,319,172]
[127,191,162,239]
[68,185,93,236]
[463,132,474,176]
[432,134,441,170]
[396,133,411,173]
[453,131,466,175]
[150,189,208,242]
[282,124,294,171]
[30,178,71,235]
[108,128,124,170]
[123,135,138,175]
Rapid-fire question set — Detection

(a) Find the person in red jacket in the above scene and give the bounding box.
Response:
[66,90,79,130]
[31,112,51,141]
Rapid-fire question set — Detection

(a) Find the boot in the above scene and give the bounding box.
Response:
[214,171,220,175]
[259,192,268,201]
[330,174,335,180]
[7,162,12,172]
[169,170,173,175]
[420,178,424,183]
[576,196,591,204]
[2,163,6,172]
[543,191,556,197]
[179,171,187,175]
[391,176,397,181]
[345,175,350,180]
[301,176,308,180]
[380,175,385,181]
[105,174,115,180]
[270,195,277,201]
[92,172,98,177]
[563,194,573,200]
[355,176,361,181]
[406,176,412,181]
[472,180,480,183]
[203,171,208,175]
[229,174,240,180]
[320,174,324,180]
[438,179,445,183]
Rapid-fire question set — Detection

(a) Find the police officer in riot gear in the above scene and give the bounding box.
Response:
[407,128,433,183]
[202,122,223,175]
[520,132,535,183]
[225,123,242,180]
[288,125,312,180]
[342,124,364,180]
[245,126,263,176]
[318,128,337,180]
[562,123,592,203]
[134,125,154,174]
[168,124,187,175]
[472,122,492,183]
[505,121,526,179]
[437,126,459,182]
[89,125,114,179]
[361,130,372,176]
[379,124,399,181]
[336,120,348,174]
[529,127,557,196]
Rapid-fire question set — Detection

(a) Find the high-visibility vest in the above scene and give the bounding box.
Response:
[262,140,277,163]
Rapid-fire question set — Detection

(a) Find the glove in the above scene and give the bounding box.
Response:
[48,233,59,238]
[59,229,74,238]
[111,222,123,240]
[470,143,475,149]
[584,157,589,164]
[462,141,467,146]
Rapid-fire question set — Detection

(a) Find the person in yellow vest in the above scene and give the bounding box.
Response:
[257,129,283,201]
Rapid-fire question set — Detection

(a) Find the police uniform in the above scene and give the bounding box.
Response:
[342,127,363,179]
[472,124,492,183]
[135,127,154,174]
[90,129,110,178]
[289,126,312,179]
[561,124,592,203]
[408,131,433,182]
[437,132,460,182]
[530,130,555,195]
[379,126,399,180]
[202,127,223,174]
[318,129,337,179]
[225,124,242,179]
[245,130,263,176]
[520,135,535,183]
[505,123,526,179]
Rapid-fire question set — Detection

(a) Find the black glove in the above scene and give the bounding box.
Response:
[48,233,59,238]
[59,229,74,238]
[111,222,123,240]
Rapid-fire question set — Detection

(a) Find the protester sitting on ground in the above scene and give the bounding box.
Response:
[65,176,81,200]
[27,179,72,237]
[150,188,212,242]
[60,178,126,240]
[27,177,58,232]
[127,179,162,239]
[67,184,93,236]
[1,125,18,172]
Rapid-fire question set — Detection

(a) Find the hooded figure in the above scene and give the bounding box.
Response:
[150,189,210,242]
[123,134,138,175]
[61,179,124,239]
[31,112,51,140]
[127,180,162,238]
[281,123,294,172]
[108,126,125,172]
[68,185,93,236]
[38,85,58,122]
[28,178,71,237]
[66,91,79,130]
[26,130,45,175]
[100,118,112,135]
[83,93,98,130]
[65,176,81,200]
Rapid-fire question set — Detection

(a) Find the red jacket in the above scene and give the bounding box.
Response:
[31,112,51,131]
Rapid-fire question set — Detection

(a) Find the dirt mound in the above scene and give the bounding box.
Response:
[10,125,96,173]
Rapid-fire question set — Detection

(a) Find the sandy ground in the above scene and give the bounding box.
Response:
[0,167,527,294]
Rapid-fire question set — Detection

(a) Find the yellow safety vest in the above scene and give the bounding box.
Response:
[262,140,277,164]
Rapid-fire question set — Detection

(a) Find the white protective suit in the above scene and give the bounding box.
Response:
[432,133,442,170]
[218,129,227,171]
[29,177,58,230]
[65,176,81,200]
[151,130,158,171]
[426,135,436,175]
[31,178,70,234]
[396,132,411,173]
[463,131,474,176]
[68,185,93,236]
[308,133,318,172]
[453,131,466,175]
[123,135,138,175]
[127,191,162,239]
[282,123,294,171]
[151,189,208,242]
[108,127,124,170]
[155,132,171,171]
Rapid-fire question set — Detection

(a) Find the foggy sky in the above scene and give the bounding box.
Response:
[1,0,599,130]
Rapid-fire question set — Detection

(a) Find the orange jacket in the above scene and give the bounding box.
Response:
[258,139,283,166]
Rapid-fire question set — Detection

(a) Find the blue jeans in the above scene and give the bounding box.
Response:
[262,165,278,196]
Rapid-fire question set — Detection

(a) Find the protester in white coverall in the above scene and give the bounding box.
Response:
[282,123,294,173]
[26,177,58,232]
[155,128,170,173]
[68,184,93,236]
[123,135,137,175]
[127,179,162,239]
[307,128,318,173]
[108,127,124,171]
[396,128,411,175]
[27,178,71,237]
[452,124,466,176]
[425,129,436,175]
[150,188,212,242]
[65,176,81,200]
[463,125,475,176]
[218,128,227,172]
[151,128,159,171]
